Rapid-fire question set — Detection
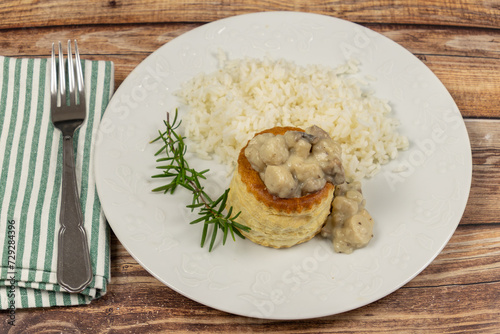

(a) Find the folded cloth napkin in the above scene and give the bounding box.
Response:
[0,55,113,308]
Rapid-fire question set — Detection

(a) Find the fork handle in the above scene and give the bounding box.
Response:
[57,135,93,293]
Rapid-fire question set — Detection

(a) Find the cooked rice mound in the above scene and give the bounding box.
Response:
[177,54,409,181]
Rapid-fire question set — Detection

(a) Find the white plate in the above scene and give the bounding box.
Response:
[95,11,472,319]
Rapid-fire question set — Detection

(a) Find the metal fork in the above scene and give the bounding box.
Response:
[51,40,92,293]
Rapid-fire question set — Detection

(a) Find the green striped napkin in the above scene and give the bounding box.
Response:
[0,55,113,308]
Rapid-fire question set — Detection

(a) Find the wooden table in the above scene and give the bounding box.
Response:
[1,1,499,332]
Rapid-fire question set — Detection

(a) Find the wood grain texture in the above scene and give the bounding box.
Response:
[3,224,500,333]
[1,0,500,29]
[1,24,499,59]
[0,24,499,118]
[462,120,500,224]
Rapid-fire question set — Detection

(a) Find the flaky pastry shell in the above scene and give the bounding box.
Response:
[227,127,335,248]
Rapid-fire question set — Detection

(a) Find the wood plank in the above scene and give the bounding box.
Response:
[409,224,500,287]
[7,226,500,333]
[0,24,498,118]
[1,0,500,30]
[372,25,500,118]
[371,25,500,59]
[1,24,499,60]
[462,120,500,224]
[462,163,500,225]
[466,119,500,165]
[422,56,500,118]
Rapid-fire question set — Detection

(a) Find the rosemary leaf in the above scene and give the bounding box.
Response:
[232,227,246,239]
[225,206,233,219]
[190,215,208,224]
[151,109,250,251]
[232,220,250,232]
[201,221,209,247]
[228,225,236,241]
[217,189,229,214]
[222,222,229,244]
[209,224,218,251]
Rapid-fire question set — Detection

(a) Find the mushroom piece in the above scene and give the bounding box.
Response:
[259,135,289,166]
[264,165,299,198]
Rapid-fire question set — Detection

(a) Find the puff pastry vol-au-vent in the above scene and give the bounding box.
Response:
[227,126,346,249]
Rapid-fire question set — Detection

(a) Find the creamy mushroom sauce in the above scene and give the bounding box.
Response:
[245,125,374,253]
[320,181,374,254]
[244,126,345,198]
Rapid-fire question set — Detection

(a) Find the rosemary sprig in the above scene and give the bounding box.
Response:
[150,109,250,251]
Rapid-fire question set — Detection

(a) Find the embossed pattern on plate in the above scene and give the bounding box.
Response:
[94,11,472,320]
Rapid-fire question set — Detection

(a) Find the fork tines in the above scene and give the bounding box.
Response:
[50,40,86,123]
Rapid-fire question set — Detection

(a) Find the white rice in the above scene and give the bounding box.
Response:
[176,53,409,181]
